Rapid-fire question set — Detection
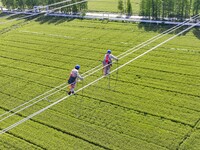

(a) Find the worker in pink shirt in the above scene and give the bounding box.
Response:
[102,50,118,75]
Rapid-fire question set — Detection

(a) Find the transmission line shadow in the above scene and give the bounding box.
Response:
[0,13,25,20]
[0,13,10,17]
[193,28,200,39]
[137,23,190,36]
[35,16,74,25]
[138,23,171,32]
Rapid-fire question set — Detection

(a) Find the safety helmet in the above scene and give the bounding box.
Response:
[107,49,111,54]
[75,65,80,70]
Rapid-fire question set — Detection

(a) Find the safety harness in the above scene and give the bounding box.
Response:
[104,54,112,66]
[105,54,112,65]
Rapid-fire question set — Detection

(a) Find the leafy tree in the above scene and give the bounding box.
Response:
[1,0,6,6]
[193,0,200,15]
[16,0,26,9]
[25,0,39,8]
[127,0,132,16]
[139,0,145,16]
[118,0,124,15]
[165,0,175,18]
[175,0,190,20]
[140,0,194,20]
[3,0,16,9]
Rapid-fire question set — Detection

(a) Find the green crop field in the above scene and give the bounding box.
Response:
[0,14,200,150]
[88,0,140,14]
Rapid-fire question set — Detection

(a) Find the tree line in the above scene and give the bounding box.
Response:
[2,0,200,20]
[118,0,133,16]
[139,0,200,20]
[1,0,88,14]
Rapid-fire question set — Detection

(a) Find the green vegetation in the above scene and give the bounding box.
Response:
[0,15,200,149]
[0,0,141,15]
[140,0,200,20]
[1,0,88,12]
[1,0,200,20]
[88,0,140,15]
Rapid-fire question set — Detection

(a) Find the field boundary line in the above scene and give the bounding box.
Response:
[177,107,200,149]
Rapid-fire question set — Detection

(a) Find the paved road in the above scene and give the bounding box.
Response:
[48,12,200,27]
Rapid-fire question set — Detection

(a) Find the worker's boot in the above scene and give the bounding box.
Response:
[68,91,72,95]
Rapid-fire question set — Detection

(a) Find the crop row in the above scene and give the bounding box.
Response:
[0,71,197,149]
[0,79,196,149]
[178,128,200,150]
[93,84,198,123]
[0,41,100,69]
[0,88,192,150]
[0,66,62,102]
[0,108,104,150]
[1,60,198,129]
[3,30,149,51]
[0,133,42,150]
[2,29,197,77]
[121,65,200,96]
[56,96,189,149]
[0,29,199,124]
[0,101,169,150]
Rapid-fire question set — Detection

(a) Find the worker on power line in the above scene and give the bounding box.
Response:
[67,65,83,95]
[103,50,118,75]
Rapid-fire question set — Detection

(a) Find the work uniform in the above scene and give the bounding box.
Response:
[103,53,118,75]
[68,68,83,94]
